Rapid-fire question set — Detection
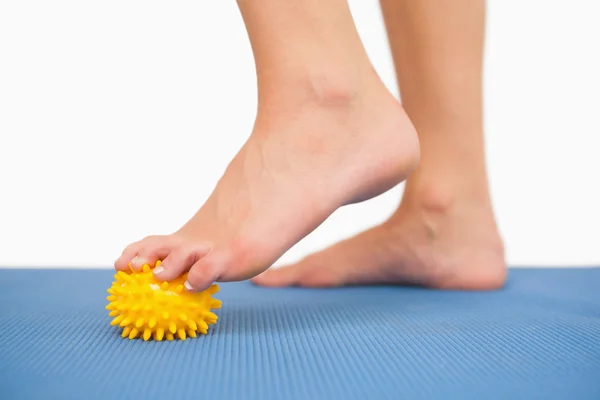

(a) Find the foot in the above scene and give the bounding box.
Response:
[251,188,507,290]
[114,73,420,292]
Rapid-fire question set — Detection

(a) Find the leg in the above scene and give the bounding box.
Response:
[253,0,506,290]
[114,0,419,292]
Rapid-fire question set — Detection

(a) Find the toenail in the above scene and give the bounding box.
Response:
[153,266,164,275]
[184,281,194,291]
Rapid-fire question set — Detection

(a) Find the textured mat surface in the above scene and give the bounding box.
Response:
[0,268,599,400]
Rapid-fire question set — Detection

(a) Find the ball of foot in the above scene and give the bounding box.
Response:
[106,260,222,341]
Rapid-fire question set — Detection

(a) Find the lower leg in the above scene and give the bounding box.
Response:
[113,0,419,291]
[383,0,491,204]
[253,0,506,290]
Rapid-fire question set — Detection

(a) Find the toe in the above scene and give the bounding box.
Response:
[152,241,212,282]
[251,254,344,287]
[252,227,388,288]
[250,265,303,287]
[114,241,144,271]
[184,250,233,292]
[134,242,173,271]
[251,258,345,288]
[125,235,171,271]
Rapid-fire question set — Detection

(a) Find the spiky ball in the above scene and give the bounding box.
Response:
[106,260,222,341]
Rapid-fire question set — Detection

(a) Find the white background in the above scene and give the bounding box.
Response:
[1,0,598,269]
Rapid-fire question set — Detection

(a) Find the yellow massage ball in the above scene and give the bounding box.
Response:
[106,260,222,341]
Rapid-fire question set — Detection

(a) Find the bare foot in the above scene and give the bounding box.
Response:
[114,75,420,292]
[251,189,507,290]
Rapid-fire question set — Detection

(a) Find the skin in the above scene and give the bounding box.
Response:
[115,0,506,292]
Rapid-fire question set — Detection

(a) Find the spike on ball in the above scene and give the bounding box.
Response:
[106,260,221,341]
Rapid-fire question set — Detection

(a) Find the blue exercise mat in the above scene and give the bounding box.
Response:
[1,268,599,400]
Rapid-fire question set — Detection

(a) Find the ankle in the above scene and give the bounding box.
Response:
[256,64,378,112]
[403,176,493,215]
